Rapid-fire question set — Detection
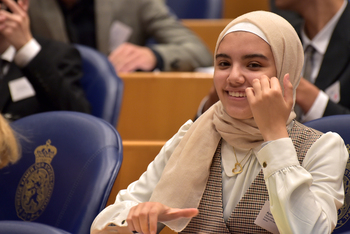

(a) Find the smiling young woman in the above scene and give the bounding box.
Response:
[91,11,348,234]
[214,31,277,120]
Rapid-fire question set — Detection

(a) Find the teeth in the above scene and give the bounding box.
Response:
[229,91,246,97]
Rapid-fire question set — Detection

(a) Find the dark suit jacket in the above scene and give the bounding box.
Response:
[294,3,350,116]
[0,38,90,121]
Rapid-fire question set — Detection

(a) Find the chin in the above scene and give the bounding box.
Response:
[225,108,252,120]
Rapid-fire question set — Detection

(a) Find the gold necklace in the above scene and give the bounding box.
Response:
[232,146,253,175]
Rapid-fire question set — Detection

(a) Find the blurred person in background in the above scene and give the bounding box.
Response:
[273,0,350,122]
[0,114,20,169]
[0,0,90,121]
[28,0,214,73]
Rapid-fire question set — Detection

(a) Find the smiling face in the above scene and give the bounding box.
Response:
[214,31,277,119]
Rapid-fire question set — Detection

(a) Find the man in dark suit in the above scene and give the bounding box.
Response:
[273,0,350,122]
[28,0,213,73]
[0,0,90,121]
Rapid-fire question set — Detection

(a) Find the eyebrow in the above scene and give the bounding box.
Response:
[215,53,268,60]
[242,54,268,60]
[215,53,230,59]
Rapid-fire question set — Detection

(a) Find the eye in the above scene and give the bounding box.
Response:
[217,61,231,69]
[247,62,262,69]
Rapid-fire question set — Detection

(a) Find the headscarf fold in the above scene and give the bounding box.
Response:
[149,11,304,232]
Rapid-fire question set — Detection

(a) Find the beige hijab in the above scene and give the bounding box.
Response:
[149,11,304,231]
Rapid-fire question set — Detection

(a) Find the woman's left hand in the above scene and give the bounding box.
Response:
[246,74,294,141]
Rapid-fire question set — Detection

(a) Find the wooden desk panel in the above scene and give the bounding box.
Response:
[223,0,270,19]
[107,140,166,206]
[182,19,232,54]
[117,72,213,141]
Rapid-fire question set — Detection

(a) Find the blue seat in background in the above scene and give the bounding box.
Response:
[304,115,350,233]
[0,221,70,234]
[0,111,123,234]
[166,0,223,19]
[75,44,124,127]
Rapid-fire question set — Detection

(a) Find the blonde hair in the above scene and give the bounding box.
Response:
[0,115,20,169]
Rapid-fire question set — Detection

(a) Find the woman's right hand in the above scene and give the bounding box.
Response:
[246,74,293,141]
[127,202,198,234]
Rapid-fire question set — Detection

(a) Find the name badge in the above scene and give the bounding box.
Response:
[109,21,133,52]
[8,77,36,102]
[254,200,280,234]
[325,81,340,103]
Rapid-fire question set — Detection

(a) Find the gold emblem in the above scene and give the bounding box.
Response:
[15,140,57,221]
[335,144,350,229]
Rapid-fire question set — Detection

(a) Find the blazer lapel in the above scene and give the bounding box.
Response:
[315,4,350,90]
[0,63,23,112]
[95,0,114,55]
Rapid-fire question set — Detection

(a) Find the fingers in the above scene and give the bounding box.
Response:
[126,206,137,233]
[250,75,283,98]
[1,0,24,15]
[166,208,199,220]
[126,203,199,234]
[109,43,156,72]
[0,0,31,48]
[109,43,139,72]
[282,73,294,110]
[148,207,159,234]
[127,203,156,234]
[259,75,271,92]
[245,87,254,101]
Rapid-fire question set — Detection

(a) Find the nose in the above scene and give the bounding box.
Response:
[227,65,245,86]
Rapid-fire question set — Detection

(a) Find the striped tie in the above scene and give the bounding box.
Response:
[294,45,316,121]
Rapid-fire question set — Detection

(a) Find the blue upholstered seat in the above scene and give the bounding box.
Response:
[0,220,71,234]
[304,115,350,233]
[75,44,124,127]
[0,111,123,234]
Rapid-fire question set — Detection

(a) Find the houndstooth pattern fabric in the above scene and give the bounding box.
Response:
[181,121,322,233]
[181,140,230,234]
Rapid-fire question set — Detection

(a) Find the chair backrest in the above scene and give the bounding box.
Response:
[75,44,124,127]
[0,221,71,234]
[1,111,123,234]
[304,115,350,233]
[165,0,223,19]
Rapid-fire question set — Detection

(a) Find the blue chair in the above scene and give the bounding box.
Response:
[304,115,350,233]
[75,44,124,127]
[0,220,70,234]
[166,0,223,19]
[0,111,123,234]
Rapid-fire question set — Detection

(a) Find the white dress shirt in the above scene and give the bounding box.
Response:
[91,120,347,234]
[0,38,41,77]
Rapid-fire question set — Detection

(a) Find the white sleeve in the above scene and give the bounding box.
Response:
[301,91,329,123]
[257,132,347,234]
[90,120,193,234]
[14,39,41,68]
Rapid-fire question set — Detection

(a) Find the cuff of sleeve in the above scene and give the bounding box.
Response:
[301,91,329,122]
[91,201,138,232]
[14,38,41,68]
[257,138,300,179]
[150,48,164,71]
